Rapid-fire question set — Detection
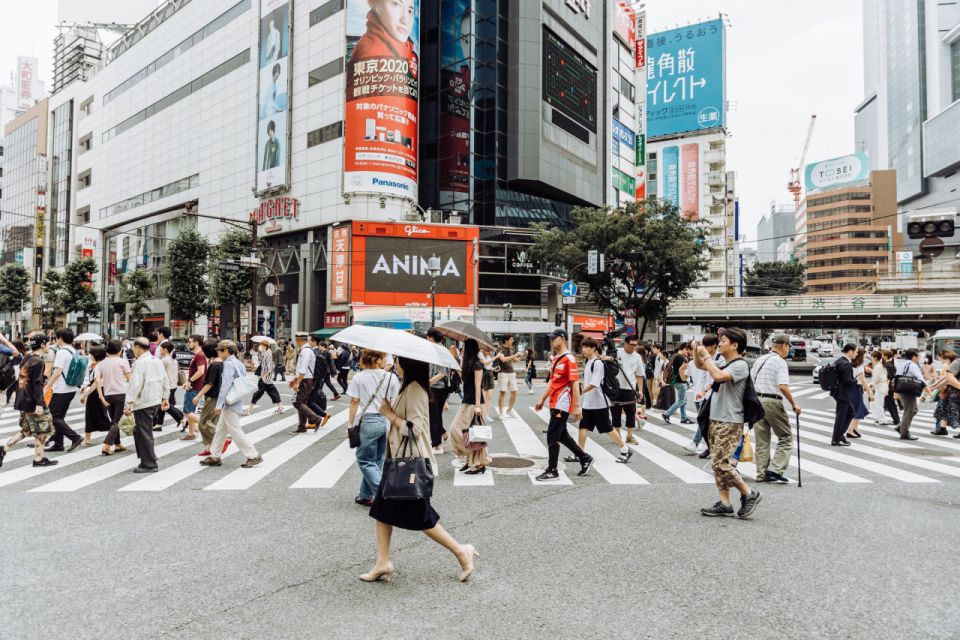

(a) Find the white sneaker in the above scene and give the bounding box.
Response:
[528,389,535,395]
[508,409,520,418]
[682,439,698,455]
[274,405,285,414]
[697,440,708,454]
[493,406,501,416]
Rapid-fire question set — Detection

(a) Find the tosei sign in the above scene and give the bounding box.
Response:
[804,152,870,193]
[349,221,478,307]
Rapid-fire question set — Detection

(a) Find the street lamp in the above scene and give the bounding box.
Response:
[426,254,441,327]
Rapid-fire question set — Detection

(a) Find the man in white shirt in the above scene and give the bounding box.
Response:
[569,338,632,464]
[125,337,168,473]
[895,349,925,440]
[289,332,322,433]
[44,328,83,453]
[608,335,644,445]
[751,334,801,484]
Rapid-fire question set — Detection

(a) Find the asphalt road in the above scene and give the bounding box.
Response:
[2,376,958,640]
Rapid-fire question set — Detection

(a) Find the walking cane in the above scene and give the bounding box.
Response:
[795,414,802,488]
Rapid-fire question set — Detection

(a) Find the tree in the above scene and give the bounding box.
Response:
[61,257,101,331]
[165,228,211,322]
[209,228,253,341]
[529,198,709,337]
[0,263,31,315]
[40,270,65,330]
[743,260,806,297]
[119,268,155,338]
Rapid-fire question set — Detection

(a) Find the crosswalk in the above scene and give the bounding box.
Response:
[1,394,958,492]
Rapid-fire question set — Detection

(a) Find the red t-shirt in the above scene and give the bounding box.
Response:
[548,352,578,412]
[188,351,208,392]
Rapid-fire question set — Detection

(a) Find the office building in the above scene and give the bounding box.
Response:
[805,169,901,294]
[756,206,795,264]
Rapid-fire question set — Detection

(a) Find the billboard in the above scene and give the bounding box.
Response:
[344,0,420,201]
[805,152,870,192]
[613,1,636,53]
[350,221,478,308]
[330,225,351,304]
[17,57,37,110]
[635,10,647,201]
[255,0,293,193]
[543,27,597,133]
[438,0,472,208]
[646,19,725,138]
[681,142,699,220]
[662,145,679,206]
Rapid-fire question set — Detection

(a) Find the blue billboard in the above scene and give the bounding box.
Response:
[646,19,725,138]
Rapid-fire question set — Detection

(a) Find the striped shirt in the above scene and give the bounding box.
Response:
[751,352,789,396]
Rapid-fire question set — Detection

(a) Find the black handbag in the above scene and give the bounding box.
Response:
[382,421,435,501]
[892,375,925,397]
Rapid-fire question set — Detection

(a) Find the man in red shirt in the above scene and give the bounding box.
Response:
[179,335,207,441]
[534,329,593,481]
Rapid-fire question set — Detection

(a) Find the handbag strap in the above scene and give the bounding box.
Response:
[355,371,389,427]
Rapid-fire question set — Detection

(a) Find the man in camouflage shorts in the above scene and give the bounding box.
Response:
[0,335,59,469]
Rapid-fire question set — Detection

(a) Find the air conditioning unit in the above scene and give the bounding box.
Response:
[403,209,421,221]
[428,208,443,223]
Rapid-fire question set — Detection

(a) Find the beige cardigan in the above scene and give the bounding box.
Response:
[384,383,438,473]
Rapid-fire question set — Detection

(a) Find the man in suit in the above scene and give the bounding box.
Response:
[830,343,859,446]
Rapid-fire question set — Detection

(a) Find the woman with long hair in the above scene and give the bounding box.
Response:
[347,349,400,506]
[479,346,495,421]
[524,348,536,394]
[80,346,111,446]
[868,350,892,425]
[881,349,900,425]
[927,350,960,436]
[446,339,491,474]
[846,349,871,439]
[362,356,478,583]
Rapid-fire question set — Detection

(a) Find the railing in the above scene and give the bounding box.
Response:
[669,292,960,318]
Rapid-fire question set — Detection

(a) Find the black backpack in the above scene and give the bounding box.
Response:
[312,348,329,378]
[590,359,621,403]
[702,358,765,429]
[0,353,14,390]
[818,362,840,392]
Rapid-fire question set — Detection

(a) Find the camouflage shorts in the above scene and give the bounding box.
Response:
[20,410,54,437]
[708,420,743,490]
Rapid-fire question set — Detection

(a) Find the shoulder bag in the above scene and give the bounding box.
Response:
[382,421,435,500]
[347,372,389,449]
[225,363,258,405]
[466,414,492,445]
[892,364,925,397]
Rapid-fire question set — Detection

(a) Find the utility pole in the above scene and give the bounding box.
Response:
[250,218,258,348]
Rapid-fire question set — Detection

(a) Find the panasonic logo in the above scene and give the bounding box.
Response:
[372,178,410,190]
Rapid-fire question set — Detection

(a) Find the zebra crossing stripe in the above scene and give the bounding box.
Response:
[810,392,832,400]
[503,410,572,485]
[0,408,85,435]
[790,387,824,398]
[205,412,346,491]
[2,431,110,464]
[286,411,365,489]
[454,463,495,486]
[789,414,923,451]
[626,424,714,483]
[791,441,938,482]
[121,413,304,492]
[31,410,287,492]
[797,408,960,453]
[0,434,138,488]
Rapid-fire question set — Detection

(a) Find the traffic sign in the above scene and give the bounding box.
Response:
[561,281,578,297]
[562,296,577,305]
[218,261,241,271]
[625,326,637,336]
[587,250,598,275]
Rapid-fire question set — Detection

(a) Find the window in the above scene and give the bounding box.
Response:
[78,133,93,154]
[77,169,92,190]
[77,206,90,224]
[99,174,200,219]
[308,58,344,87]
[310,0,344,26]
[953,40,960,103]
[307,121,344,147]
[79,97,93,117]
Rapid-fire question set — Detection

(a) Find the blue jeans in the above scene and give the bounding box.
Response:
[664,383,688,420]
[356,413,388,500]
[183,390,200,414]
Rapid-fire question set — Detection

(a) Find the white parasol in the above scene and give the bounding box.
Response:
[329,325,461,370]
[75,333,104,342]
[250,335,277,345]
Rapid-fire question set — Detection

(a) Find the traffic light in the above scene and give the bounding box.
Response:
[907,218,955,239]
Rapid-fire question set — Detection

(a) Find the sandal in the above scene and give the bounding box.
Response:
[113,444,127,452]
[101,447,114,456]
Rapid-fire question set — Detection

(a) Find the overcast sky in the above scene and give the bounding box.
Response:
[2,1,863,247]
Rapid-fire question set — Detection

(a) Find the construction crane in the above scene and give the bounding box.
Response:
[788,114,817,209]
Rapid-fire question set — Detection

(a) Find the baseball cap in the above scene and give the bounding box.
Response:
[548,328,568,340]
[29,334,49,350]
[770,333,791,345]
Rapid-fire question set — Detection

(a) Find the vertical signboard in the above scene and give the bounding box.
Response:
[344,0,420,201]
[438,0,471,209]
[613,1,636,52]
[662,145,679,206]
[646,19,725,138]
[256,0,293,194]
[635,10,647,201]
[680,142,699,220]
[81,236,95,258]
[330,225,351,304]
[16,57,37,110]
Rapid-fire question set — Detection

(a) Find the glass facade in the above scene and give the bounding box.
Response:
[0,117,39,265]
[884,0,926,200]
[106,215,198,300]
[952,40,960,103]
[50,100,74,268]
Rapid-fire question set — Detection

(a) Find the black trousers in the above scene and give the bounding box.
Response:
[546,409,588,470]
[321,374,339,396]
[251,378,282,405]
[429,388,449,447]
[833,400,853,443]
[4,378,16,404]
[293,379,322,430]
[103,393,126,447]
[154,388,184,426]
[306,381,327,418]
[49,391,79,447]
[133,406,159,469]
[337,369,349,393]
[273,366,285,382]
[609,388,637,429]
[884,394,900,424]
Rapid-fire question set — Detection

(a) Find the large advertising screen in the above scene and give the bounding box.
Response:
[646,19,725,138]
[542,27,597,133]
[256,0,292,194]
[349,221,478,308]
[438,0,472,208]
[344,0,420,201]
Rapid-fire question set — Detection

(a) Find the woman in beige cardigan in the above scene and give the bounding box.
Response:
[446,338,492,474]
[361,356,478,583]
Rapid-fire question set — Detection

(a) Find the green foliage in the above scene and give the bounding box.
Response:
[119,268,155,337]
[743,260,806,297]
[61,257,101,330]
[209,229,253,309]
[41,269,65,311]
[165,228,211,321]
[529,198,709,326]
[0,264,31,313]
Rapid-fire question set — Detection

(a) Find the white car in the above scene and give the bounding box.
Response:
[819,344,835,357]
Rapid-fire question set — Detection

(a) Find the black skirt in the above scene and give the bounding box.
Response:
[369,475,440,531]
[84,397,112,433]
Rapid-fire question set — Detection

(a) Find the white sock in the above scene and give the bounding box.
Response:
[620,446,629,455]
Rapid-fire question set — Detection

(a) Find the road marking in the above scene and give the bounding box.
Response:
[206,413,347,491]
[2,432,109,463]
[790,413,924,450]
[503,411,549,457]
[797,408,960,453]
[628,424,715,483]
[121,414,303,491]
[810,392,832,400]
[0,434,137,488]
[790,387,824,398]
[792,441,938,482]
[32,410,282,492]
[0,408,85,435]
[286,412,362,489]
[454,463,495,486]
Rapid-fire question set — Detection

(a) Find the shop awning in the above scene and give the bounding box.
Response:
[312,328,342,338]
